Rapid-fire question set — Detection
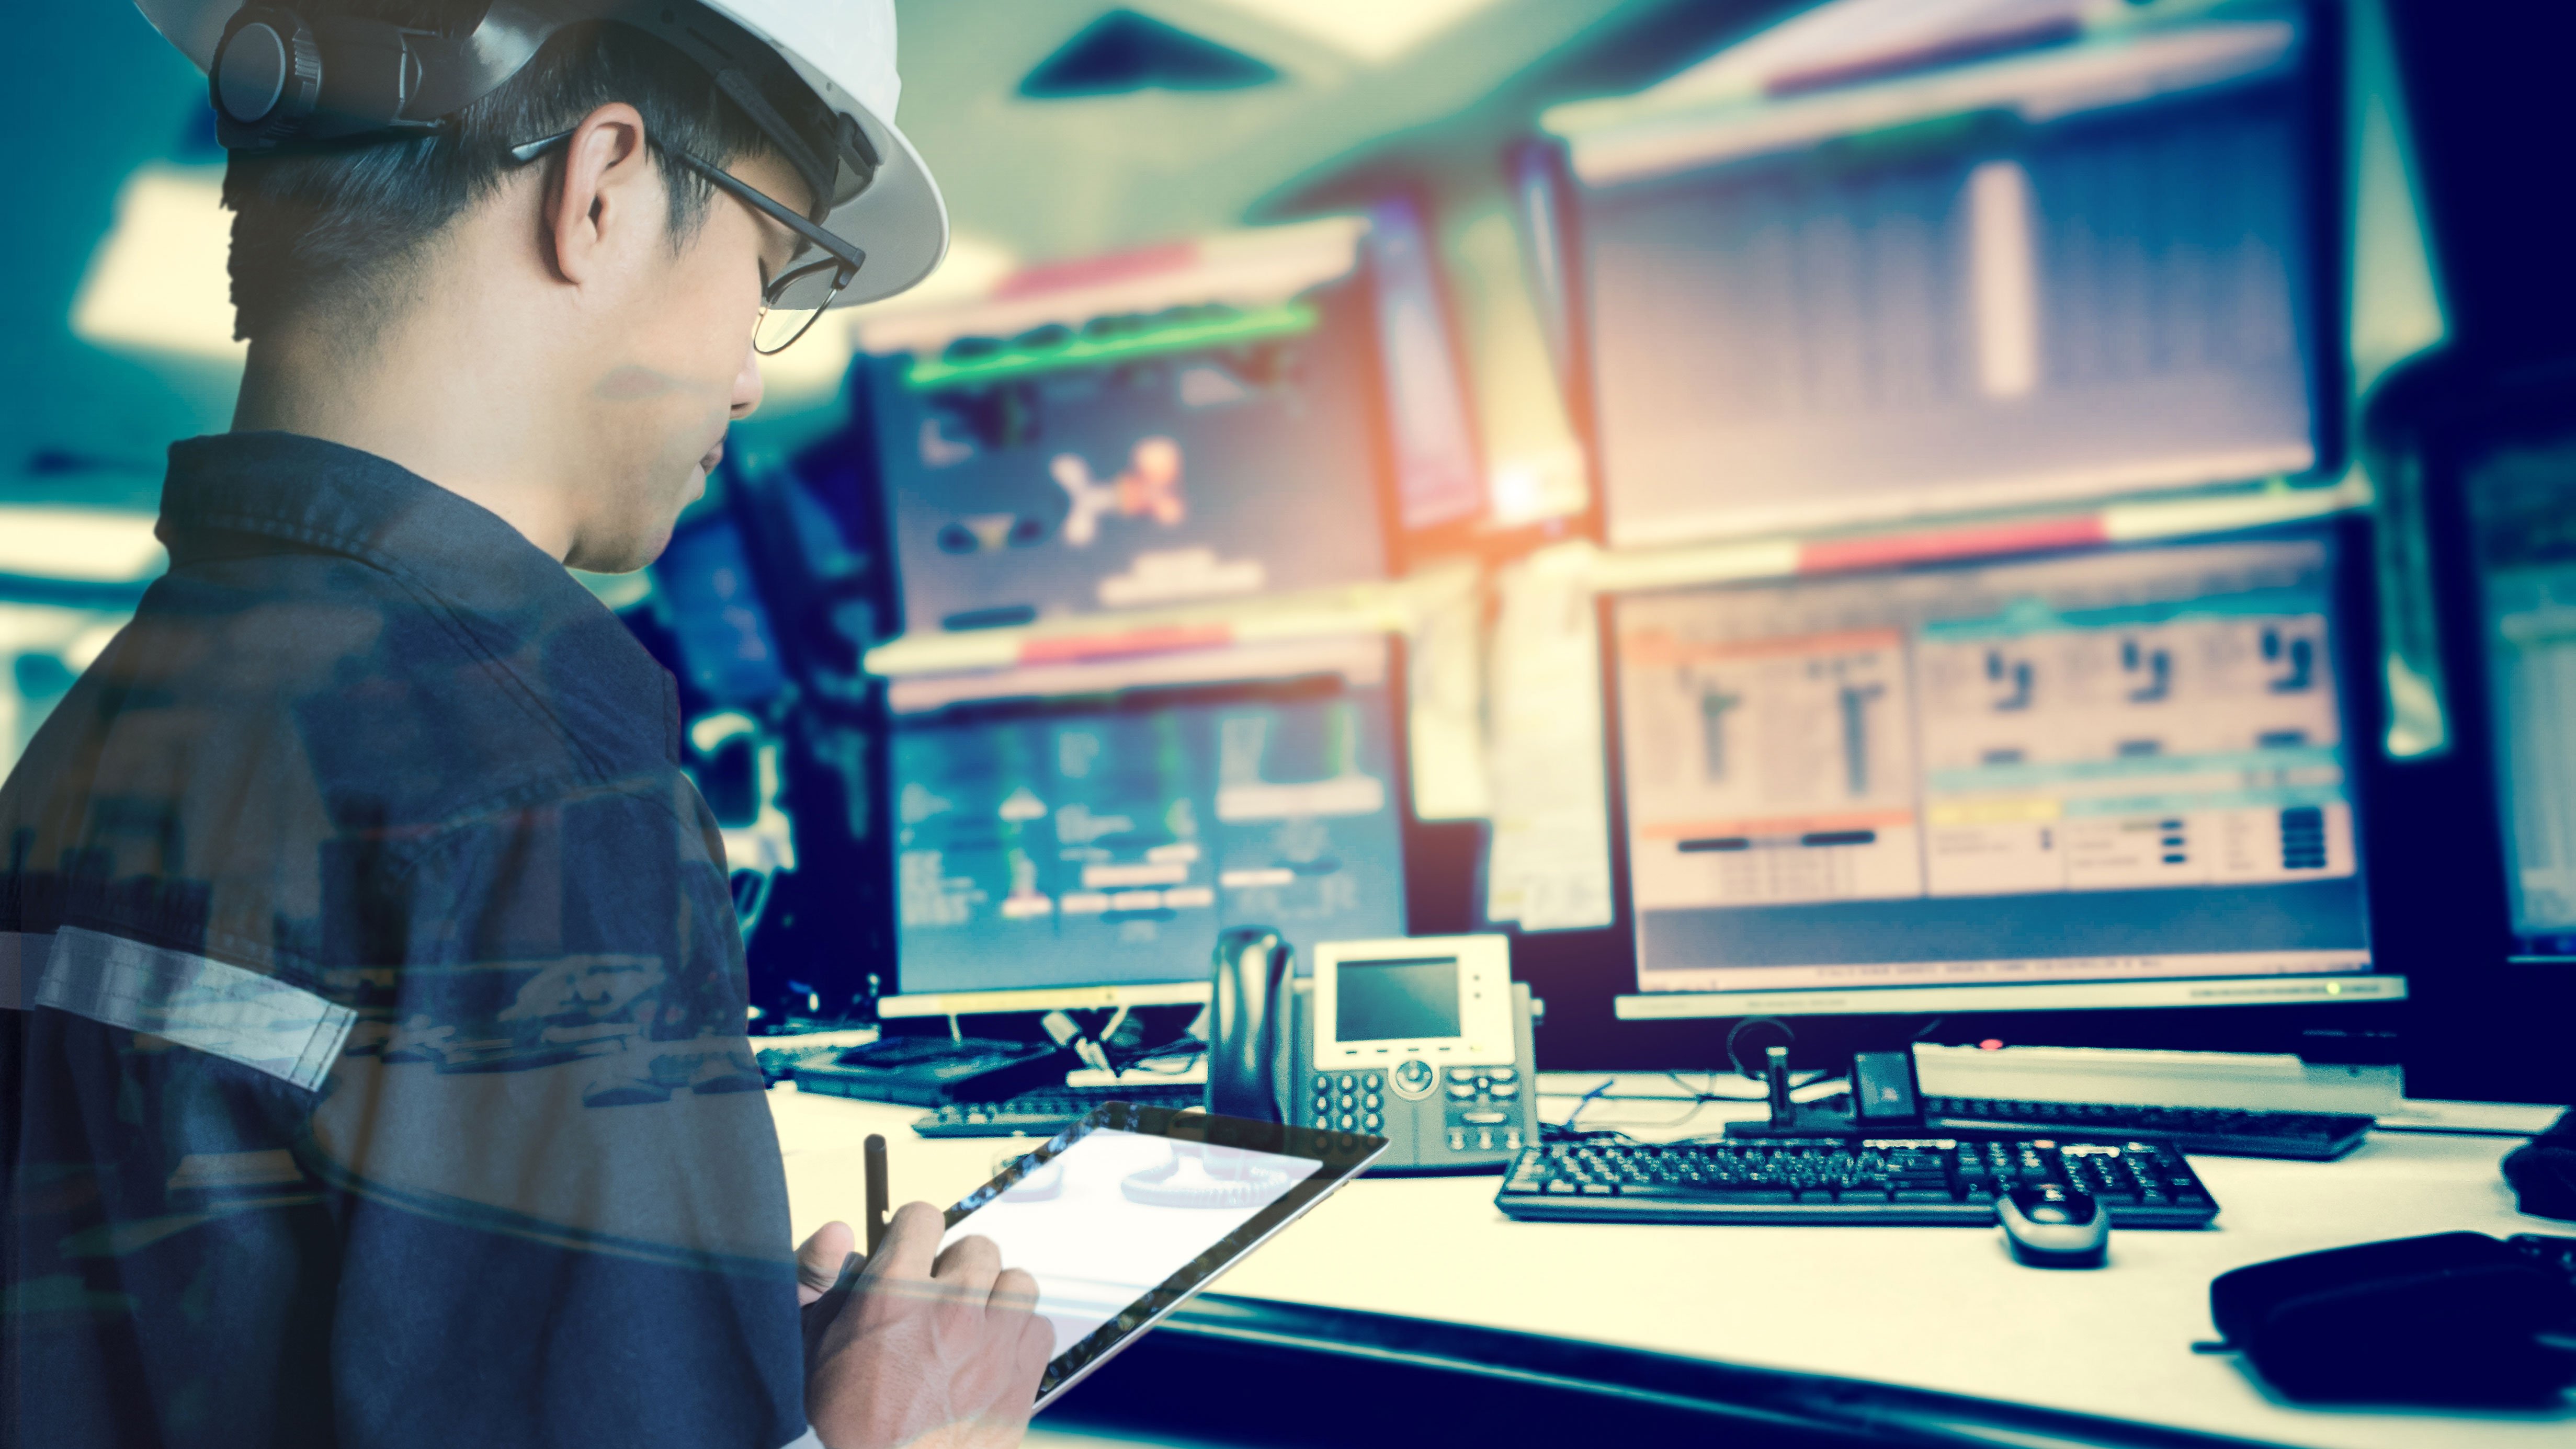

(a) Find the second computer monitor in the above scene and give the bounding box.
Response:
[1609,532,2390,1016]
[1564,4,2334,548]
[883,636,1408,1011]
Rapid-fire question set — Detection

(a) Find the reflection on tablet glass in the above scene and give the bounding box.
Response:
[1119,1140,1299,1208]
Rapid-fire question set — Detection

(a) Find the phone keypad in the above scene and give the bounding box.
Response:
[1309,1066,1523,1148]
[1312,1071,1384,1133]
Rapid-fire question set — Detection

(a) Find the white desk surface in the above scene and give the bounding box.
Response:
[767,1080,2576,1449]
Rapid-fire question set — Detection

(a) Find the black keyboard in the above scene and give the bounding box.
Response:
[1497,1136,2220,1227]
[755,1041,848,1085]
[912,1082,1208,1137]
[1886,1094,2374,1161]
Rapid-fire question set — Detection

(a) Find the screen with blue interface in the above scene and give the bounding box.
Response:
[1612,536,2369,997]
[1575,9,2324,547]
[652,514,788,706]
[2466,451,2576,961]
[889,639,1406,996]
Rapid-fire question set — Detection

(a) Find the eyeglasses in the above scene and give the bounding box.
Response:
[507,130,866,354]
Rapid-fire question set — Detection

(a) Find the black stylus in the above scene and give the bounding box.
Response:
[865,1133,889,1259]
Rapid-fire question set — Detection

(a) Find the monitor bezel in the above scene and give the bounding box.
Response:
[875,633,1417,1017]
[1564,512,2408,1065]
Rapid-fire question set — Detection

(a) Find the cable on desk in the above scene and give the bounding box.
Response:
[1104,1038,1206,1075]
[1664,1070,1769,1102]
[1557,1078,1617,1136]
[1534,1071,1838,1105]
[1536,1071,1841,1142]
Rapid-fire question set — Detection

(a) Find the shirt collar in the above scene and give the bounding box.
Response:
[155,430,680,767]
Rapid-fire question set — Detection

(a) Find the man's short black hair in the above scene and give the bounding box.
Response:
[222,2,777,344]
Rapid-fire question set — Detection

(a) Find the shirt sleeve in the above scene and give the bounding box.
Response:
[303,773,811,1449]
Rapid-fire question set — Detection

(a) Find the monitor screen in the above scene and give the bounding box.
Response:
[887,637,1407,1001]
[1567,9,2327,549]
[652,514,788,706]
[1335,956,1463,1041]
[1610,534,2375,1008]
[2464,451,2576,961]
[1363,196,1485,535]
[863,225,1392,634]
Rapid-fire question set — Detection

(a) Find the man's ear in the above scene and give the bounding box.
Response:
[544,102,655,288]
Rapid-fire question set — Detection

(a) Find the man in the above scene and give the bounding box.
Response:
[0,2,1050,1445]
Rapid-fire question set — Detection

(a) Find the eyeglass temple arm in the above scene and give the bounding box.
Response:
[504,130,865,282]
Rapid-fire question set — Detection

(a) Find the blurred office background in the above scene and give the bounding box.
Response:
[5,0,2572,1093]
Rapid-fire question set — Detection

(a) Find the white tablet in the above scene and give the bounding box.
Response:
[939,1102,1385,1408]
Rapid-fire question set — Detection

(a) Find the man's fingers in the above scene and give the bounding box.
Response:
[795,1220,857,1306]
[1016,1306,1057,1380]
[857,1201,945,1283]
[988,1265,1041,1315]
[931,1231,1002,1297]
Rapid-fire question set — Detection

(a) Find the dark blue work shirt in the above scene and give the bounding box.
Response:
[1,433,815,1448]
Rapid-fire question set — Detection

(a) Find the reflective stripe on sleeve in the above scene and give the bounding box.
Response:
[34,926,355,1091]
[0,930,50,1010]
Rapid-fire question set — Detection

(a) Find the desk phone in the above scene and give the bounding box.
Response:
[1289,935,1538,1173]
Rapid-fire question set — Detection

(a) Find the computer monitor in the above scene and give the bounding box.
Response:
[1361,193,1486,550]
[2384,368,2576,1105]
[2456,456,2576,965]
[1549,0,2339,550]
[877,634,1410,1017]
[858,219,1419,634]
[651,511,790,709]
[1606,527,2402,1023]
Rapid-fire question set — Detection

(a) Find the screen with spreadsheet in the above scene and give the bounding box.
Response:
[886,637,1407,997]
[1569,7,2329,549]
[1610,535,2373,1001]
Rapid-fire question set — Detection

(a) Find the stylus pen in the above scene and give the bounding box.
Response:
[864,1133,890,1259]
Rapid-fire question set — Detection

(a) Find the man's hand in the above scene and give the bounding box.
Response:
[803,1202,1053,1449]
[798,1219,861,1375]
[798,1220,859,1306]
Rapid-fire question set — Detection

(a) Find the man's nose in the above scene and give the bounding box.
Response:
[732,337,765,420]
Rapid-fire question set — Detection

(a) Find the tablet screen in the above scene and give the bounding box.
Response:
[940,1103,1381,1406]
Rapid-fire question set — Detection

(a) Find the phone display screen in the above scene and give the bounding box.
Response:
[1335,956,1462,1041]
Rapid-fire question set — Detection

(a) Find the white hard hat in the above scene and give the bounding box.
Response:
[132,0,947,305]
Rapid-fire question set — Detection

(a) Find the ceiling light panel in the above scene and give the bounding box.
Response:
[72,165,244,361]
[1196,0,1513,63]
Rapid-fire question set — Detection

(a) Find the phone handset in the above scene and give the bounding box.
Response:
[1207,926,1295,1122]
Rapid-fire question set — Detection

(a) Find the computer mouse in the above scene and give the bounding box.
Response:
[2500,1111,2576,1222]
[1999,1184,2108,1268]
